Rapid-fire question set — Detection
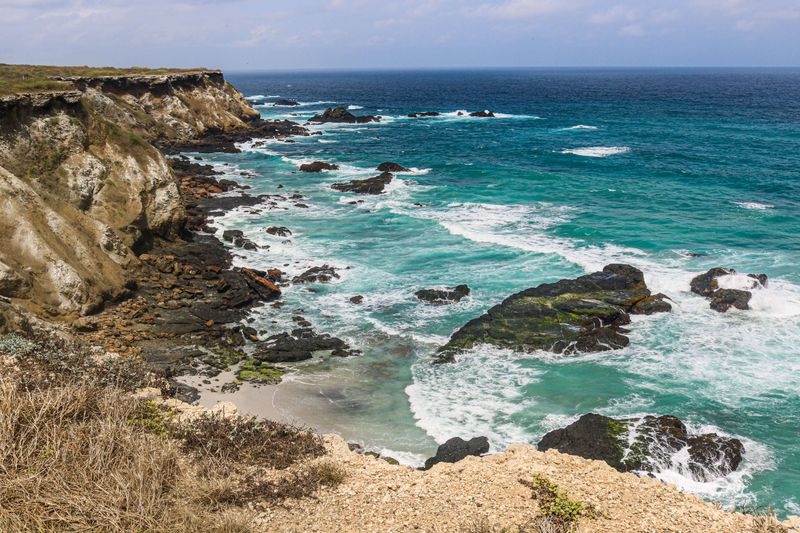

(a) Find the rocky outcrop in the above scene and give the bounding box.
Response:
[308,107,380,124]
[424,436,490,470]
[415,285,471,305]
[253,327,358,362]
[273,99,300,106]
[265,226,292,237]
[690,267,767,313]
[0,70,275,317]
[437,265,670,362]
[300,161,339,172]
[408,112,440,118]
[376,162,409,172]
[538,413,744,482]
[469,110,496,118]
[332,172,394,195]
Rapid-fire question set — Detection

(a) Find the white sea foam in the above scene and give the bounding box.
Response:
[347,105,364,110]
[561,146,630,157]
[734,201,774,210]
[561,124,598,131]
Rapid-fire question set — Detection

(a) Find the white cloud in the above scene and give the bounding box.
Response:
[467,0,572,20]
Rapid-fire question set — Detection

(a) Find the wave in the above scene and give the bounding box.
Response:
[245,94,280,101]
[561,146,630,157]
[561,124,598,131]
[347,105,364,110]
[734,201,774,210]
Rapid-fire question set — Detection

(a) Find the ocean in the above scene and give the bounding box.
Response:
[193,68,800,516]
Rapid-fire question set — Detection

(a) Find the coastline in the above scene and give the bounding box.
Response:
[1,66,798,531]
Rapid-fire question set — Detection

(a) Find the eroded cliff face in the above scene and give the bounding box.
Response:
[0,71,257,317]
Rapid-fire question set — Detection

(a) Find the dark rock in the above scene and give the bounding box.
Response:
[415,284,471,305]
[538,413,744,482]
[292,265,340,284]
[631,293,672,315]
[331,172,393,195]
[690,267,734,296]
[377,162,410,173]
[299,161,339,172]
[437,264,669,361]
[273,98,300,106]
[253,327,359,363]
[469,110,495,117]
[408,111,440,118]
[709,289,751,312]
[265,226,292,237]
[747,273,768,287]
[222,230,244,243]
[308,106,380,124]
[239,267,281,300]
[424,437,490,470]
[350,295,364,304]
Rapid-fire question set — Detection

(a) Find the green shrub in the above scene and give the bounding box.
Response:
[521,474,594,531]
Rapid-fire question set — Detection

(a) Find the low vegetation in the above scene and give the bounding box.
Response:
[521,474,595,532]
[0,64,209,96]
[0,332,338,531]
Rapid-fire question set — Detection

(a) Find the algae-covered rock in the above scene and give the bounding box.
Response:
[437,264,668,361]
[689,267,766,313]
[538,413,744,482]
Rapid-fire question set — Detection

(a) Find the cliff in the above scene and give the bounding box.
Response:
[0,70,258,318]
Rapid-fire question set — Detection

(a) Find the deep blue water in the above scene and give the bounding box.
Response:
[197,69,800,515]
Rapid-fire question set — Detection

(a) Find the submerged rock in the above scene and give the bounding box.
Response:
[265,226,292,237]
[253,327,358,363]
[308,106,380,124]
[292,265,340,284]
[299,161,339,173]
[408,111,440,118]
[424,436,490,470]
[415,285,471,305]
[437,264,670,362]
[331,172,394,195]
[538,413,744,482]
[689,267,767,313]
[469,110,496,118]
[376,161,410,172]
[273,98,300,106]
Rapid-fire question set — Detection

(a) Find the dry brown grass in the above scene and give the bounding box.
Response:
[0,333,337,531]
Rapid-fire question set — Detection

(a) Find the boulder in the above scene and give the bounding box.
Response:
[332,172,393,195]
[538,413,744,482]
[273,98,300,106]
[415,284,471,305]
[437,264,669,361]
[253,327,358,363]
[308,107,380,124]
[408,112,440,118]
[292,265,340,284]
[424,436,490,470]
[299,161,339,173]
[376,162,410,173]
[350,295,364,304]
[709,289,751,312]
[631,293,672,315]
[221,229,244,243]
[265,226,292,237]
[690,267,734,296]
[469,110,495,118]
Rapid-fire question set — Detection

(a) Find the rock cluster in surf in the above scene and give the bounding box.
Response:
[538,413,744,482]
[332,172,394,195]
[690,267,767,312]
[309,106,380,124]
[437,264,670,362]
[415,285,471,305]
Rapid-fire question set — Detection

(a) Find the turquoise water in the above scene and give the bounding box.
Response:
[198,69,800,515]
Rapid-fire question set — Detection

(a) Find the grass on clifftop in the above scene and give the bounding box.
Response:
[0,332,333,531]
[0,64,210,96]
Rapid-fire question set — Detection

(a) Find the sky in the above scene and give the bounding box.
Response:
[1,0,799,69]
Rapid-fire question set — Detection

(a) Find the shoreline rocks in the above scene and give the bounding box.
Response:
[690,267,767,312]
[424,436,490,470]
[437,264,671,362]
[273,98,300,106]
[292,265,340,284]
[300,161,339,172]
[309,106,380,124]
[377,162,410,172]
[332,172,394,194]
[415,285,471,305]
[469,110,496,117]
[538,413,744,482]
[253,327,359,362]
[408,111,440,118]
